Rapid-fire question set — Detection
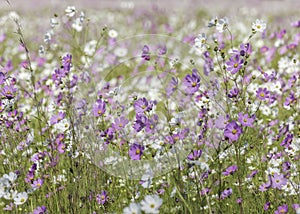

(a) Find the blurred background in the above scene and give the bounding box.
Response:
[1,0,300,15]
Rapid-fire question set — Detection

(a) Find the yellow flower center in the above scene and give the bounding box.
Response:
[98,110,102,115]
[260,93,265,97]
[150,204,155,208]
[232,129,237,134]
[136,149,140,154]
[243,119,247,122]
[234,63,238,68]
[192,82,197,87]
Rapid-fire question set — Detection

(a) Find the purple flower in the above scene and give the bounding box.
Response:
[274,204,288,214]
[284,92,296,106]
[50,112,65,125]
[292,204,300,212]
[228,87,239,98]
[259,181,271,192]
[264,202,271,210]
[57,142,66,154]
[222,165,238,176]
[133,114,148,132]
[280,133,293,148]
[93,100,106,117]
[220,188,232,199]
[291,20,300,27]
[96,191,107,205]
[1,85,17,99]
[112,116,129,131]
[62,54,72,72]
[236,198,242,204]
[33,206,47,214]
[256,88,270,101]
[128,143,144,160]
[187,150,202,160]
[226,54,243,74]
[238,112,254,127]
[224,121,242,141]
[271,173,288,189]
[247,170,258,179]
[166,77,178,97]
[141,45,150,61]
[31,178,44,189]
[145,114,158,134]
[183,69,201,94]
[282,161,291,172]
[134,97,152,115]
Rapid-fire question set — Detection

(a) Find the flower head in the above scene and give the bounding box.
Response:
[93,100,106,117]
[194,33,207,49]
[31,178,44,189]
[256,87,270,101]
[129,143,145,160]
[33,206,47,214]
[220,188,232,199]
[216,17,228,33]
[238,112,254,127]
[252,19,266,32]
[226,54,244,74]
[183,69,201,94]
[134,98,153,115]
[222,165,238,176]
[140,194,163,214]
[123,202,141,214]
[224,121,242,141]
[274,204,288,214]
[14,192,28,205]
[96,191,107,205]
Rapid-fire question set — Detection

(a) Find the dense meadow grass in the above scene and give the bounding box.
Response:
[0,1,299,213]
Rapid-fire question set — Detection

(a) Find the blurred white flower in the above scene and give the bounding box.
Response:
[8,11,19,21]
[50,18,59,28]
[123,202,141,214]
[114,47,128,57]
[44,32,52,44]
[108,29,118,38]
[65,6,76,17]
[252,19,266,32]
[194,33,207,49]
[216,17,228,33]
[84,40,97,56]
[140,195,163,214]
[14,192,28,205]
[72,18,83,32]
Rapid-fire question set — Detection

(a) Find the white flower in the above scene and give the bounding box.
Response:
[140,195,163,214]
[252,19,266,32]
[194,33,207,49]
[44,32,52,44]
[216,17,228,33]
[123,202,141,214]
[72,18,83,32]
[3,172,17,183]
[65,6,76,17]
[4,190,17,200]
[108,29,118,38]
[296,207,300,214]
[50,18,59,28]
[114,47,128,57]
[14,192,28,205]
[84,40,97,56]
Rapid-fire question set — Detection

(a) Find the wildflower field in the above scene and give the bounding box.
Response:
[0,0,299,213]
